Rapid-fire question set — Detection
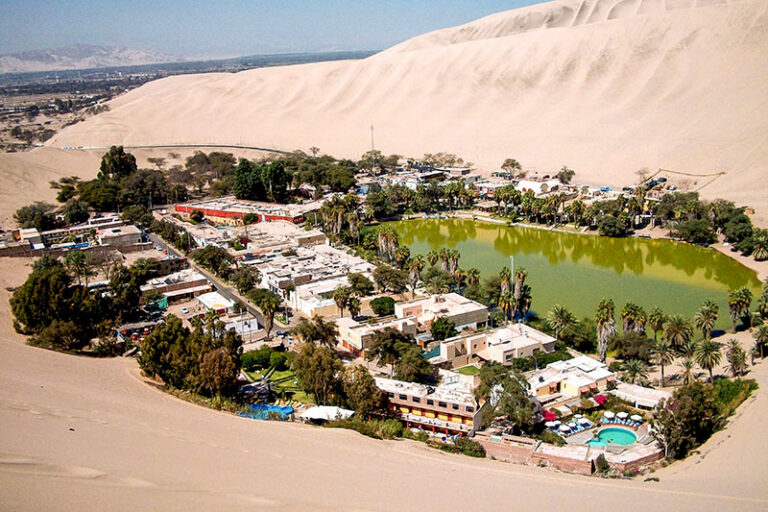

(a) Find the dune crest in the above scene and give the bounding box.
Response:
[48,0,768,216]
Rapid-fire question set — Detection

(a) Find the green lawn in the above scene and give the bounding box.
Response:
[247,368,315,405]
[457,365,480,375]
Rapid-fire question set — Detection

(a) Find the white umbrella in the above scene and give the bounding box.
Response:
[617,412,629,419]
[630,414,643,422]
[603,411,615,419]
[580,418,591,425]
[559,424,571,432]
[553,420,562,426]
[545,421,556,428]
[574,414,583,419]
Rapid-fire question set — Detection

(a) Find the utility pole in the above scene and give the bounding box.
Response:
[370,124,377,173]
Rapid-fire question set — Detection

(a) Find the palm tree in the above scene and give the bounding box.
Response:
[498,292,515,324]
[393,246,411,270]
[648,307,667,341]
[448,249,460,277]
[694,300,719,340]
[438,248,451,274]
[547,305,576,340]
[652,338,675,387]
[620,302,646,334]
[694,338,722,382]
[621,359,650,385]
[65,250,88,286]
[662,314,693,352]
[466,268,481,287]
[499,266,511,295]
[516,285,533,320]
[728,287,753,329]
[408,255,425,299]
[681,358,696,384]
[513,267,527,304]
[755,292,768,321]
[754,324,768,358]
[291,316,339,347]
[679,339,698,360]
[348,296,362,319]
[595,298,616,362]
[426,250,439,267]
[752,231,768,261]
[725,339,748,377]
[333,287,351,318]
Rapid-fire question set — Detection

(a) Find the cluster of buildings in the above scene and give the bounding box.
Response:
[11,215,142,251]
[174,196,326,225]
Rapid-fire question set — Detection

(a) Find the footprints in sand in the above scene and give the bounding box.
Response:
[0,454,156,488]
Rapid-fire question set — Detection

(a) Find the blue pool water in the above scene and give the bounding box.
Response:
[586,427,637,446]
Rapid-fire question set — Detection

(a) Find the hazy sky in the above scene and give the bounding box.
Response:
[0,1,545,58]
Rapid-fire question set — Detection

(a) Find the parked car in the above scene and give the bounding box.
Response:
[181,307,189,314]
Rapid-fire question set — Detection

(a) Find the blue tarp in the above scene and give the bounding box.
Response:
[238,403,294,421]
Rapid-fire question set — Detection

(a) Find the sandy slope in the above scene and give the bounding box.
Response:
[0,147,273,223]
[0,257,767,511]
[46,0,768,218]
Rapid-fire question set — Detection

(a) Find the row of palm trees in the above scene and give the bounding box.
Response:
[548,297,760,388]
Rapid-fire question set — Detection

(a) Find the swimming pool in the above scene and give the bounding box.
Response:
[586,428,637,446]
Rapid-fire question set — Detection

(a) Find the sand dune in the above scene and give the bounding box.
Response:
[0,254,767,510]
[45,0,768,219]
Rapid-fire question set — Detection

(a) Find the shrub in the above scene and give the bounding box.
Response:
[595,453,610,474]
[270,352,288,370]
[454,438,486,458]
[370,296,395,317]
[538,429,566,447]
[403,429,429,442]
[241,346,273,371]
[380,419,404,439]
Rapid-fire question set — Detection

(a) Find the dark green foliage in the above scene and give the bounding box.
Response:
[139,314,243,396]
[610,331,654,362]
[325,417,402,440]
[370,296,395,317]
[454,438,486,458]
[475,362,533,432]
[342,365,383,416]
[675,219,717,245]
[595,454,610,474]
[29,320,89,351]
[373,264,408,293]
[348,272,375,296]
[651,379,756,459]
[233,158,267,201]
[11,263,74,332]
[292,343,344,405]
[150,220,196,252]
[122,205,153,229]
[537,429,566,447]
[241,346,274,371]
[230,266,260,294]
[77,179,121,212]
[61,199,89,225]
[98,145,137,180]
[393,344,433,383]
[598,215,627,237]
[431,317,457,341]
[14,202,59,231]
[191,246,234,278]
[269,351,288,370]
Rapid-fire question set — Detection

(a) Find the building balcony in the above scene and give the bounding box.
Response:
[403,412,471,433]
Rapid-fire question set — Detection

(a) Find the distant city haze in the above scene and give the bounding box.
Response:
[0,0,544,58]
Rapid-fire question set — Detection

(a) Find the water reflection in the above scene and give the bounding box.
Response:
[390,218,760,298]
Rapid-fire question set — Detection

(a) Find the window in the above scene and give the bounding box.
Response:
[452,404,459,410]
[438,401,447,408]
[387,392,394,398]
[399,394,407,400]
[412,397,421,404]
[466,406,475,413]
[427,399,434,406]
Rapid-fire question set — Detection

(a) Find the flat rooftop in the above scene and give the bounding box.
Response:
[375,376,477,408]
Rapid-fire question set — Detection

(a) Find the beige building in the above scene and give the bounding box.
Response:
[375,372,490,436]
[335,316,418,356]
[429,324,557,368]
[140,269,212,303]
[526,356,615,409]
[394,293,488,333]
[97,225,142,247]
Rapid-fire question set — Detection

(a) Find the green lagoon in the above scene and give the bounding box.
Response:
[387,218,762,329]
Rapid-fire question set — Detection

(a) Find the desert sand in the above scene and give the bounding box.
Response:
[0,146,273,224]
[42,0,768,223]
[0,256,767,511]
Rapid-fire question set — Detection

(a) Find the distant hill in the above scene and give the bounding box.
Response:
[0,43,178,73]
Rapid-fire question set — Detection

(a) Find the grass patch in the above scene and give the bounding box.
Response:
[457,365,480,376]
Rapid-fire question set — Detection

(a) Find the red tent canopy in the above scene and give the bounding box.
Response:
[543,410,557,421]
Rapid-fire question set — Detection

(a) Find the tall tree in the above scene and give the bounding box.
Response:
[98,145,137,180]
[343,365,382,416]
[291,317,339,347]
[652,338,675,387]
[725,339,748,377]
[694,339,722,382]
[694,300,719,340]
[548,305,576,340]
[663,315,694,352]
[648,307,667,341]
[595,298,616,362]
[293,344,343,405]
